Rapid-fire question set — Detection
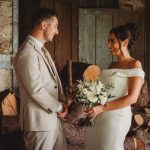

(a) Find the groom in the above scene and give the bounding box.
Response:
[14,8,68,150]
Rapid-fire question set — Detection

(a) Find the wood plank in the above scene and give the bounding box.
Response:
[79,10,86,62]
[119,1,132,25]
[0,55,11,69]
[146,0,150,92]
[96,14,112,69]
[71,0,78,62]
[0,69,12,92]
[55,0,72,71]
[79,9,96,64]
[19,0,32,45]
[132,8,145,66]
[79,0,118,8]
[0,1,13,54]
[79,9,118,68]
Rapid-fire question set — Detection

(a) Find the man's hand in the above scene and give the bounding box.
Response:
[57,102,68,119]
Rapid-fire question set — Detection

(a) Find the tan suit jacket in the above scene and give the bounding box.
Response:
[14,36,66,131]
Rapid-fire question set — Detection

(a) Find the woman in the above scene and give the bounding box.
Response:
[84,23,145,150]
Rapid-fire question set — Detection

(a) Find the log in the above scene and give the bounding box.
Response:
[136,138,145,150]
[144,108,150,114]
[124,137,136,150]
[83,65,101,81]
[134,114,144,126]
[136,130,150,150]
[60,62,150,150]
[134,81,150,107]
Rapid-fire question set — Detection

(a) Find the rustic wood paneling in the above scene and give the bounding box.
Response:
[19,0,41,44]
[119,1,132,25]
[96,14,113,69]
[0,54,11,69]
[79,0,118,8]
[55,0,72,71]
[119,0,149,91]
[39,0,78,71]
[79,9,118,69]
[146,0,150,91]
[79,10,96,64]
[40,0,55,8]
[0,0,18,91]
[0,1,12,54]
[71,0,78,62]
[18,0,149,91]
[0,69,12,92]
[132,8,145,65]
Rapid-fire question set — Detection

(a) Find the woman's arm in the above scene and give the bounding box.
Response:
[104,76,144,110]
[86,76,144,119]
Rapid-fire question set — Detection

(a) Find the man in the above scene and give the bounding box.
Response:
[14,8,68,150]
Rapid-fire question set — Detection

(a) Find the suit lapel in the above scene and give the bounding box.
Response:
[27,37,56,79]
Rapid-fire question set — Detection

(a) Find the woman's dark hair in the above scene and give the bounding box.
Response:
[110,23,139,50]
[32,8,57,27]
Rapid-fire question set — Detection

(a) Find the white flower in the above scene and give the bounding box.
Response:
[89,85,95,91]
[82,88,88,94]
[84,82,91,87]
[76,79,114,107]
[99,95,107,105]
[96,83,103,89]
[86,91,98,103]
[77,84,84,89]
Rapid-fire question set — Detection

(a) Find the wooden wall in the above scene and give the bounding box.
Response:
[19,0,150,91]
[146,0,150,91]
[19,0,78,72]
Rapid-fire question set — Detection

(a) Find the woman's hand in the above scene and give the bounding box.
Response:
[84,105,105,120]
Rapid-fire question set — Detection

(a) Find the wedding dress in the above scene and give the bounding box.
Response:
[85,68,145,150]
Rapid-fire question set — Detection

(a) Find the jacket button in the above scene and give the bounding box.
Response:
[54,86,57,88]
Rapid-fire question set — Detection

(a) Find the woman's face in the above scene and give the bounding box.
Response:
[107,32,121,56]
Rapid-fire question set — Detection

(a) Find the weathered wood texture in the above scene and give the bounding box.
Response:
[19,0,78,72]
[60,62,150,150]
[0,1,12,54]
[79,0,118,8]
[19,0,149,90]
[119,0,149,91]
[0,0,18,92]
[146,0,150,92]
[0,69,12,92]
[79,9,118,69]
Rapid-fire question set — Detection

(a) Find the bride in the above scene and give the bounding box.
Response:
[84,23,145,150]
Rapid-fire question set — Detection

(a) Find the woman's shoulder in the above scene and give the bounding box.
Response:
[102,60,144,79]
[129,59,142,69]
[108,59,142,69]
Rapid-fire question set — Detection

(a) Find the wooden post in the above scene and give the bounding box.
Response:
[67,59,72,89]
[67,59,73,106]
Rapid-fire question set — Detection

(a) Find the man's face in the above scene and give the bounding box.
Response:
[43,16,58,42]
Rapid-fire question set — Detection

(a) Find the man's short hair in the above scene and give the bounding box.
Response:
[32,8,57,27]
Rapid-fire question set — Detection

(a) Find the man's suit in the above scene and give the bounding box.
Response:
[14,35,67,150]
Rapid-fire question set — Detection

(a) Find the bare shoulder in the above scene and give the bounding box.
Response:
[130,60,142,69]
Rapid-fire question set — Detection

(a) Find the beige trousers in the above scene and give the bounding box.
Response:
[23,120,67,150]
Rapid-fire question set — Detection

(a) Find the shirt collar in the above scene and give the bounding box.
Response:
[28,35,45,49]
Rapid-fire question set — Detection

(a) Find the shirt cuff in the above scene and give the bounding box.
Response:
[55,103,63,113]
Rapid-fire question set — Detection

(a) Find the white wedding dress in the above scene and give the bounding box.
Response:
[85,68,145,150]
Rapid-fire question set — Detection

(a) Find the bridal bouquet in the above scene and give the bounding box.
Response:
[76,79,113,107]
[76,65,114,126]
